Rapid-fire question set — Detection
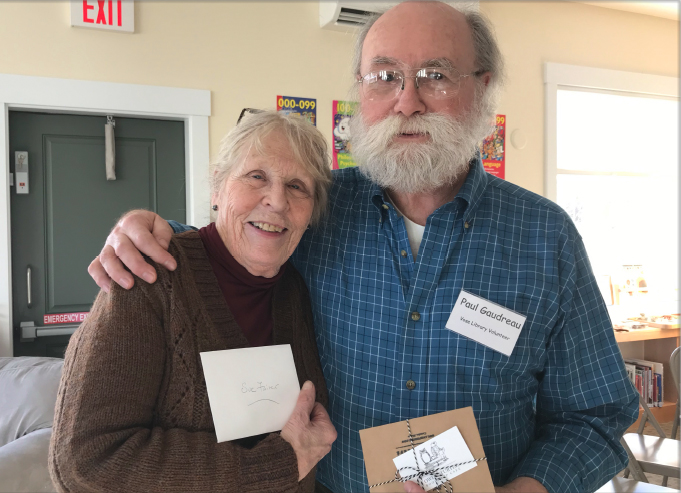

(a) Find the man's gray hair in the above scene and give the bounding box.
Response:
[211,111,332,226]
[351,2,505,108]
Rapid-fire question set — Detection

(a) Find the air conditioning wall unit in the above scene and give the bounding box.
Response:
[319,2,394,33]
[319,1,479,32]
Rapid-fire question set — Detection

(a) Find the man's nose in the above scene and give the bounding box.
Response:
[393,77,426,117]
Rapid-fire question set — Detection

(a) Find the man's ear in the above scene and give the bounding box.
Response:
[481,72,492,87]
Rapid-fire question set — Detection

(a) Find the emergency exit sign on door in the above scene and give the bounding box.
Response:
[70,0,134,33]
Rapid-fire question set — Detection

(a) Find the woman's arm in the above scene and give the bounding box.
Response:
[49,277,301,493]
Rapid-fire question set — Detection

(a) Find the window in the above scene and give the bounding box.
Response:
[544,63,678,314]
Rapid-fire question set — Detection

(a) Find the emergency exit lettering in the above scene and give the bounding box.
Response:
[44,312,89,325]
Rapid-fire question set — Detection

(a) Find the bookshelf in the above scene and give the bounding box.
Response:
[616,329,679,427]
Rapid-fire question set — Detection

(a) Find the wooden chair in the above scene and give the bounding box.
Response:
[621,388,680,486]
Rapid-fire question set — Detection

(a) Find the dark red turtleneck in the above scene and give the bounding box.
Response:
[198,222,285,347]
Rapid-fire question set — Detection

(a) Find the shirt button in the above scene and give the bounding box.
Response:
[401,250,408,258]
[382,204,389,210]
[464,221,470,229]
[411,311,420,321]
[406,379,416,390]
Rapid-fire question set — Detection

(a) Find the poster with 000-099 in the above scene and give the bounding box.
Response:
[276,95,317,126]
[480,114,505,179]
[332,100,358,169]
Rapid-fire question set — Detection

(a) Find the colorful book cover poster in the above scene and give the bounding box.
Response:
[480,114,505,179]
[276,95,316,126]
[332,100,358,169]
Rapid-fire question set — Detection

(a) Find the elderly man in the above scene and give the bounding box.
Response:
[89,3,638,492]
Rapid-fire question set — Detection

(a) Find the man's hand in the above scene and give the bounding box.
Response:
[281,381,337,481]
[403,476,548,493]
[88,210,176,292]
[403,480,426,492]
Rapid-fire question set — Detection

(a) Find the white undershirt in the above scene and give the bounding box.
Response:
[385,194,425,261]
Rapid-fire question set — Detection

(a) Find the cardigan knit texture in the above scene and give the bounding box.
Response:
[49,231,327,493]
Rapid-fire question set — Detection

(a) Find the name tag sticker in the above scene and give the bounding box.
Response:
[446,290,526,356]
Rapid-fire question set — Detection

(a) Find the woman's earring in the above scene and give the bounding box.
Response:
[212,205,218,211]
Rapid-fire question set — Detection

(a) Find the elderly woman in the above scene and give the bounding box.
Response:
[49,111,336,493]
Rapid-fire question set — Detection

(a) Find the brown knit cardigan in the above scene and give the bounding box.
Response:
[49,231,328,493]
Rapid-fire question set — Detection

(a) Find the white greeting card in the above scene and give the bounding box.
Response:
[200,345,300,442]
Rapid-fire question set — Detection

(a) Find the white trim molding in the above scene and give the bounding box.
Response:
[0,73,211,357]
[543,63,678,201]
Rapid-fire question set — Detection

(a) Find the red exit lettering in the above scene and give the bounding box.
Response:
[82,0,94,23]
[96,1,106,24]
[82,0,123,26]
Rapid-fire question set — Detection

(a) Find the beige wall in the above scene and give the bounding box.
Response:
[483,1,679,193]
[0,1,678,197]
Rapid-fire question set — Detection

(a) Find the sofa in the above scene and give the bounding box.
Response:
[0,357,63,493]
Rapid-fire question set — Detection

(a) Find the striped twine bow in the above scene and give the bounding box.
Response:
[368,418,487,492]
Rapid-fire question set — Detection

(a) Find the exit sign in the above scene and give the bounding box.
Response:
[70,0,134,33]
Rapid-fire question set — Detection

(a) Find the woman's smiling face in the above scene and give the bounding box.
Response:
[213,131,316,278]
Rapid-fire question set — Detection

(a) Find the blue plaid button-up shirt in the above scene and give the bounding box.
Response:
[171,156,638,493]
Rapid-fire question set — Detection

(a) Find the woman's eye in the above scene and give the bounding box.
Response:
[289,181,311,196]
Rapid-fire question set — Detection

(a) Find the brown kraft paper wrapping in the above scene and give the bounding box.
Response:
[359,407,495,493]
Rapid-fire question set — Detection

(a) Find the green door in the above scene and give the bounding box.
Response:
[10,111,186,357]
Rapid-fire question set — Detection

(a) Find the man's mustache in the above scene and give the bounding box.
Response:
[370,114,451,139]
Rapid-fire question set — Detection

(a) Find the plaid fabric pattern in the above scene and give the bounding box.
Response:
[291,158,638,493]
[171,157,638,493]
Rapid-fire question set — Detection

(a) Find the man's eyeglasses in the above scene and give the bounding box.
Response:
[357,67,483,101]
[237,108,264,125]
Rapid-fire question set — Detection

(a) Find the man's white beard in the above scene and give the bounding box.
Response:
[348,96,494,194]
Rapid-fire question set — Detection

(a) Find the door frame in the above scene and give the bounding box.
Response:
[0,73,211,356]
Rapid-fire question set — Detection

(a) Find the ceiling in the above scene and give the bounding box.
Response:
[579,1,679,21]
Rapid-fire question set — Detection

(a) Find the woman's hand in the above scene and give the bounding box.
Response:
[88,210,176,292]
[281,381,337,481]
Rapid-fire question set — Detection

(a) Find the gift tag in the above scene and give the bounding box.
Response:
[446,290,526,357]
[392,426,477,491]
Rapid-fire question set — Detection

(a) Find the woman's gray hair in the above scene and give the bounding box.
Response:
[351,2,505,108]
[211,110,332,226]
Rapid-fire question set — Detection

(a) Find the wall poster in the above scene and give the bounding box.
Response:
[332,100,358,169]
[276,95,316,126]
[480,114,505,179]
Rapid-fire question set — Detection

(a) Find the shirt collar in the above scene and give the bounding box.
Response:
[454,152,489,220]
[370,152,489,220]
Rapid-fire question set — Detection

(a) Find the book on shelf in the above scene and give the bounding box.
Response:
[624,358,664,407]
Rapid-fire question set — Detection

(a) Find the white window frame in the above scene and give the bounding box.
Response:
[543,62,678,201]
[0,73,212,356]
